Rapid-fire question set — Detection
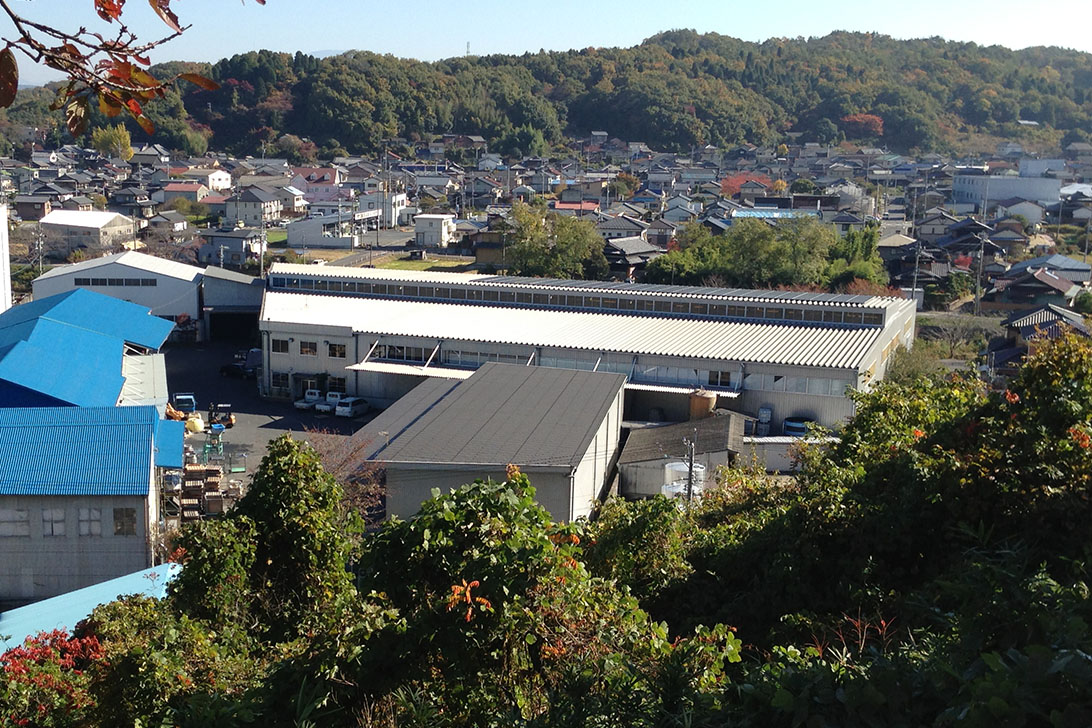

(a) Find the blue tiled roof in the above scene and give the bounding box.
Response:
[0,320,124,407]
[0,406,180,496]
[0,563,180,650]
[732,209,821,219]
[0,290,172,407]
[0,289,174,351]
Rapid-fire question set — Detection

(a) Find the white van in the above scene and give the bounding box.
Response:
[334,396,368,418]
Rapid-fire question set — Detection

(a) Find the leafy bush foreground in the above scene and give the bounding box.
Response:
[4,334,1092,726]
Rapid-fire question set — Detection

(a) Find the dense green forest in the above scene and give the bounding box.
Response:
[2,30,1092,159]
[4,333,1092,726]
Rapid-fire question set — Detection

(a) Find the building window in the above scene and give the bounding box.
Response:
[42,508,65,537]
[79,508,102,536]
[328,343,346,358]
[328,376,347,393]
[74,277,90,285]
[300,341,317,356]
[271,371,290,389]
[271,338,289,354]
[0,509,29,537]
[113,507,137,536]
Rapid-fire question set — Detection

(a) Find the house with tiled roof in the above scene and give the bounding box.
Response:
[225,186,282,226]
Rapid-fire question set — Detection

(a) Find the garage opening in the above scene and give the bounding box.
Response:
[207,312,259,343]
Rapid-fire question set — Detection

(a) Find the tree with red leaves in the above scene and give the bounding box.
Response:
[0,629,104,726]
[0,0,261,135]
[719,172,771,197]
[840,113,884,139]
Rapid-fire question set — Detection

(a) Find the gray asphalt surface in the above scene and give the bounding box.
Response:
[163,341,366,479]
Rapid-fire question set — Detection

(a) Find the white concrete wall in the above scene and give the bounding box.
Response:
[385,466,572,521]
[0,205,10,312]
[0,493,153,601]
[32,262,201,322]
[567,388,624,519]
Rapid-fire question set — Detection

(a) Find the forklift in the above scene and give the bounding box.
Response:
[207,402,236,429]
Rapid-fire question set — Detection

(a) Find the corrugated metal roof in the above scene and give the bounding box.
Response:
[263,291,879,370]
[34,250,203,284]
[0,564,179,650]
[0,406,174,496]
[269,263,897,310]
[624,382,739,397]
[1,289,174,350]
[619,415,744,464]
[119,353,169,409]
[0,291,173,407]
[39,209,131,229]
[347,361,474,379]
[351,362,625,467]
[0,321,125,407]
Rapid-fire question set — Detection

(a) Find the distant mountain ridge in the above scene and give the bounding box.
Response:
[2,30,1090,157]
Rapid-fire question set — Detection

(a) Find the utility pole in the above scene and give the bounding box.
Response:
[259,220,267,278]
[35,222,43,272]
[684,429,697,504]
[911,238,922,311]
[1083,200,1092,262]
[974,231,986,316]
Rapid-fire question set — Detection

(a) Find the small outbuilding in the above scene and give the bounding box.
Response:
[342,362,626,522]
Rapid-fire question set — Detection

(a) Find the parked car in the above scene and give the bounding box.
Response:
[219,361,256,379]
[314,391,344,414]
[334,396,368,418]
[783,416,814,437]
[294,389,323,410]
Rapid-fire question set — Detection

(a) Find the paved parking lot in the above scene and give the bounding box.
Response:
[163,342,367,478]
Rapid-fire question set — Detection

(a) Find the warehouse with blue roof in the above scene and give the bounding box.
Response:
[0,288,174,410]
[0,406,183,603]
[0,289,183,605]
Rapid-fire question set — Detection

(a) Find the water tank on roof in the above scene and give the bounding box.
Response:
[689,389,718,420]
[661,461,705,500]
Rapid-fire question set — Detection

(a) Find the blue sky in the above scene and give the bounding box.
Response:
[10,0,1092,85]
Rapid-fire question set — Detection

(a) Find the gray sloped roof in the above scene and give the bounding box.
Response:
[619,414,747,464]
[351,362,625,468]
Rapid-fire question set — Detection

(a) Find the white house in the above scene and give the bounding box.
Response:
[414,213,457,248]
[359,191,408,229]
[179,167,232,192]
[224,187,283,226]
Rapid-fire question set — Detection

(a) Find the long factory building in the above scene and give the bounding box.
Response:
[258,264,917,431]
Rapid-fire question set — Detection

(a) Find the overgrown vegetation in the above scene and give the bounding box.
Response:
[645,219,888,290]
[5,335,1092,725]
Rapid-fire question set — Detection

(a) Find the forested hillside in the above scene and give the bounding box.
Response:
[2,30,1091,157]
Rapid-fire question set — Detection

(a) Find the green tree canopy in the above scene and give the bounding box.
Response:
[90,123,133,160]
